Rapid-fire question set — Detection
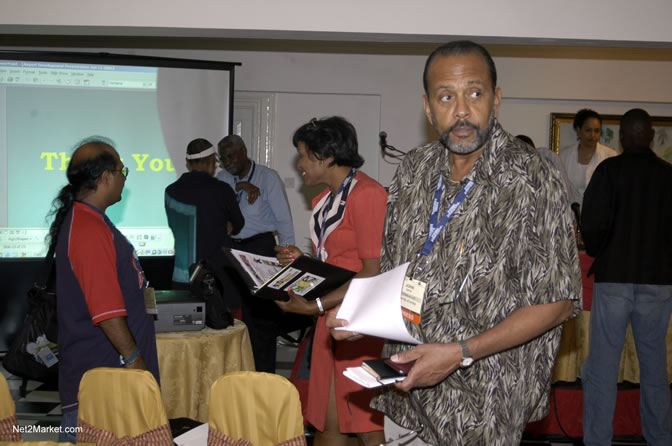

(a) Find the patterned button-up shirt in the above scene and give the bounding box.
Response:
[371,121,582,445]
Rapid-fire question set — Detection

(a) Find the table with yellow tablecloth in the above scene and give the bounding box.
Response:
[156,320,255,422]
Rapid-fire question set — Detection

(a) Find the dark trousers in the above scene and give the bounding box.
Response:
[226,232,282,373]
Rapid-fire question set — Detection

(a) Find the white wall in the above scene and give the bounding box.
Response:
[117,47,430,185]
[128,48,672,185]
[122,48,672,250]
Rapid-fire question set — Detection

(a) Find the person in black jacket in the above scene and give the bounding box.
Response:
[581,108,672,446]
[165,138,244,290]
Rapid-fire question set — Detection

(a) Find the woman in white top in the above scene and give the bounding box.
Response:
[559,109,617,206]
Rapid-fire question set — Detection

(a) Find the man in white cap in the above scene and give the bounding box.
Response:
[165,138,244,289]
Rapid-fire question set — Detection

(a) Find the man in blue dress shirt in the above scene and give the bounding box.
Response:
[217,134,296,372]
[216,135,294,248]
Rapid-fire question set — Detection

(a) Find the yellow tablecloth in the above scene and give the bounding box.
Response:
[156,320,255,422]
[552,310,672,383]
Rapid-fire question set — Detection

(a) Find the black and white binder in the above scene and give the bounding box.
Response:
[224,248,355,301]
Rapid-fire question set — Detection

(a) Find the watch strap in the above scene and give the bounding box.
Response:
[459,340,473,367]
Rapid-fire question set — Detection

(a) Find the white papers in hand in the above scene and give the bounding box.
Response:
[335,262,422,345]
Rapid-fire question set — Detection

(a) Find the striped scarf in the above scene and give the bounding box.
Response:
[310,169,357,261]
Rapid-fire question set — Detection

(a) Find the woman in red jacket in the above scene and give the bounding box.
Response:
[276,116,387,446]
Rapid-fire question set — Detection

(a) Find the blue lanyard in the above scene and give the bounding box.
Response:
[419,174,474,257]
[316,168,356,260]
[235,162,256,203]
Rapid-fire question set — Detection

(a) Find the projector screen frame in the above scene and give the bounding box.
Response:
[0,50,241,351]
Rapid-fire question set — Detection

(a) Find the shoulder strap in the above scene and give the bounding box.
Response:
[37,243,56,287]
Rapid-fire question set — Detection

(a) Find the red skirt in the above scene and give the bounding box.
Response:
[291,314,384,433]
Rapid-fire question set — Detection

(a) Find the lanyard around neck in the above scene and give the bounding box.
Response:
[316,168,356,260]
[419,173,474,257]
[235,161,256,203]
[236,161,255,184]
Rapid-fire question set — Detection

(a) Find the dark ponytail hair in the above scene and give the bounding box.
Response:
[46,137,117,250]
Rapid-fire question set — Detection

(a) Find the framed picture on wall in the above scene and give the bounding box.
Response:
[549,112,672,163]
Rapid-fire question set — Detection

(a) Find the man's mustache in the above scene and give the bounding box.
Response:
[447,120,480,133]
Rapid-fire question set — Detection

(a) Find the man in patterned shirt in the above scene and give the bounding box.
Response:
[331,41,582,445]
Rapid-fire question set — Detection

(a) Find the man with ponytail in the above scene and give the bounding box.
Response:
[48,137,159,442]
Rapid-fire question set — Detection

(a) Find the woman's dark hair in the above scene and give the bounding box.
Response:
[291,116,364,168]
[573,109,602,130]
[46,137,117,249]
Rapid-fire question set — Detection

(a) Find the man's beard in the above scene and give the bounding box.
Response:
[434,110,496,155]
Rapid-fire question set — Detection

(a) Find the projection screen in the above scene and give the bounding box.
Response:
[0,51,239,258]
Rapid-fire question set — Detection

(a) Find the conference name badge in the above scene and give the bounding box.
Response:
[401,276,426,325]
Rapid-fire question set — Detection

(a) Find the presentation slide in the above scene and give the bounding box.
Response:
[0,56,233,258]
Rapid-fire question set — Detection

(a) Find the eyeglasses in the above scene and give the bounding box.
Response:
[112,167,129,178]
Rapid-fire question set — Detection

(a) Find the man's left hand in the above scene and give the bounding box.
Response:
[236,181,260,204]
[392,343,462,392]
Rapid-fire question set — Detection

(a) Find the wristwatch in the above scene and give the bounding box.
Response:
[459,340,474,368]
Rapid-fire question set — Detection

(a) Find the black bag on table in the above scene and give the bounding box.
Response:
[189,260,234,329]
[2,245,58,382]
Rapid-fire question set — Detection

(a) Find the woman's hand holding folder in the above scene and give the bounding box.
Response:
[275,289,317,315]
[274,244,302,265]
[273,245,319,315]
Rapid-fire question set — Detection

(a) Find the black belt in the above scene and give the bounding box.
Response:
[231,232,275,245]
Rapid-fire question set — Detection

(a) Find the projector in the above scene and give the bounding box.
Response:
[154,290,205,333]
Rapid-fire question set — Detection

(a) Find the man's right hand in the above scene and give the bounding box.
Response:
[235,181,260,204]
[392,343,461,392]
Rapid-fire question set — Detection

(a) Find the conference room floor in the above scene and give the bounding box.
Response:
[3,337,647,445]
